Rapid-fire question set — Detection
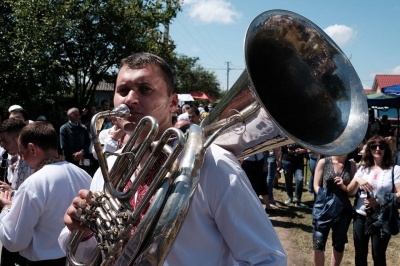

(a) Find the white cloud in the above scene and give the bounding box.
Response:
[391,66,400,74]
[183,0,241,24]
[362,83,371,90]
[324,24,355,46]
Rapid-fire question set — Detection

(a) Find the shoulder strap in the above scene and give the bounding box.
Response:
[340,159,349,178]
[392,166,396,193]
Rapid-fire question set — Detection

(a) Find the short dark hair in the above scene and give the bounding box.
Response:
[0,118,26,136]
[188,107,200,116]
[362,135,393,169]
[121,52,174,95]
[19,122,58,151]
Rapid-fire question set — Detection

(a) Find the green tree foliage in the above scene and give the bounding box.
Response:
[0,0,181,119]
[171,53,221,100]
[0,0,67,119]
[0,0,221,124]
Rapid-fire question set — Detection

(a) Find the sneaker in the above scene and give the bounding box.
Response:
[270,201,281,208]
[295,202,308,208]
[284,198,293,204]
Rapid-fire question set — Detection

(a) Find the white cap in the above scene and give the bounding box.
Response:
[8,105,23,112]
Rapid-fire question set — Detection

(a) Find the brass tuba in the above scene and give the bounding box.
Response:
[202,9,368,158]
[67,9,368,266]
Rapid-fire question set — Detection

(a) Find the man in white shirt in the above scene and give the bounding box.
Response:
[91,117,126,160]
[0,122,92,265]
[187,106,201,125]
[60,52,287,265]
[177,104,190,121]
[0,118,35,265]
[0,118,33,191]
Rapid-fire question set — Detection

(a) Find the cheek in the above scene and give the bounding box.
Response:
[149,99,172,123]
[113,94,124,107]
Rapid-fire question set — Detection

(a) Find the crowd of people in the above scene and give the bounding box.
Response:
[0,52,399,266]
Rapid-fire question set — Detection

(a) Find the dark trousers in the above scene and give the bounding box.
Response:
[353,213,391,266]
[242,160,268,196]
[23,257,66,266]
[1,246,23,266]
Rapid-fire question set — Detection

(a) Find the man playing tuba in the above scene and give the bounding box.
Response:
[60,52,287,265]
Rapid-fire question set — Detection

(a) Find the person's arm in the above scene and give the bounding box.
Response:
[60,125,71,158]
[273,148,282,170]
[82,126,91,156]
[395,183,400,201]
[0,187,40,252]
[393,165,400,201]
[333,160,356,192]
[313,158,325,194]
[347,167,372,196]
[206,151,286,265]
[59,157,116,262]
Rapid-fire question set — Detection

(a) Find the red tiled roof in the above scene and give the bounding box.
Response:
[371,75,400,92]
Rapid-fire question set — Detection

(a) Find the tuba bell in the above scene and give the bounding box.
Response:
[202,9,368,158]
[67,9,368,266]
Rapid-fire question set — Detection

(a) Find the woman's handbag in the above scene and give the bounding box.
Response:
[312,187,343,230]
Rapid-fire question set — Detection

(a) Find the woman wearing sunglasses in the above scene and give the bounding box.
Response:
[347,135,400,266]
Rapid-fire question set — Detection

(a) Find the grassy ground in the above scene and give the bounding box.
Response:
[268,171,400,266]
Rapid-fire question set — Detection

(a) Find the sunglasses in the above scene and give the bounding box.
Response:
[370,143,387,150]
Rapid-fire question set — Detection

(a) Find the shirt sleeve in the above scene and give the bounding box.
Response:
[60,125,71,157]
[58,227,98,263]
[83,125,91,156]
[92,129,119,160]
[204,147,286,265]
[0,188,42,252]
[58,163,108,261]
[394,165,400,184]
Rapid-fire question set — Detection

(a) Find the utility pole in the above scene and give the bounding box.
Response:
[225,61,231,91]
[163,0,171,46]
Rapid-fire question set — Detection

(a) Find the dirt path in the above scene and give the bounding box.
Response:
[269,214,311,266]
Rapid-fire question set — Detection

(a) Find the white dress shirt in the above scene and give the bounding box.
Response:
[0,162,92,261]
[59,144,287,265]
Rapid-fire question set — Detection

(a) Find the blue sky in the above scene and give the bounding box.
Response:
[169,0,400,91]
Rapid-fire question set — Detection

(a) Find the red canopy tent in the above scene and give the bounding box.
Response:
[189,91,216,102]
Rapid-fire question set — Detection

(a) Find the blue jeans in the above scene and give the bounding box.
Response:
[308,157,317,193]
[265,156,277,201]
[353,213,391,266]
[282,159,304,201]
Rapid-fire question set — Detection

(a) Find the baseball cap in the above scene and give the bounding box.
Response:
[8,105,23,112]
[36,115,47,121]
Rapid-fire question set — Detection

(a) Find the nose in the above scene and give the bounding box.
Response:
[124,90,139,106]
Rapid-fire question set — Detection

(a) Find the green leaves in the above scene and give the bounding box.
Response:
[0,0,220,121]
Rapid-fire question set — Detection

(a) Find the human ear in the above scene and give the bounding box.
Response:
[169,93,178,113]
[27,143,36,154]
